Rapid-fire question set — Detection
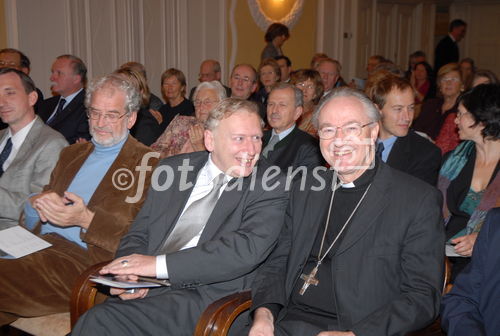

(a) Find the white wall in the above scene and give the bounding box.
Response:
[5,0,226,99]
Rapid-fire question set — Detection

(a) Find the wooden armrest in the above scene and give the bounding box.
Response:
[70,260,110,328]
[194,291,252,336]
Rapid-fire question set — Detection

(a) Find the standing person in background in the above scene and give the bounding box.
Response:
[261,23,289,61]
[254,58,281,107]
[434,19,467,74]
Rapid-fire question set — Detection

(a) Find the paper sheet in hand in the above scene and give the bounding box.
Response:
[0,226,52,258]
[445,244,465,257]
[90,275,170,289]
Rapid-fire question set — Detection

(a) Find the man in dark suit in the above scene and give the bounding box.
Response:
[441,208,500,336]
[38,54,90,143]
[249,88,444,336]
[263,82,323,172]
[434,19,467,73]
[188,59,231,100]
[72,98,289,335]
[370,75,441,185]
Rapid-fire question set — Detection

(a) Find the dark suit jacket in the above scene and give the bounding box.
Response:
[114,151,289,334]
[251,162,445,335]
[263,126,324,172]
[38,89,90,143]
[386,130,441,185]
[441,208,500,336]
[434,35,459,73]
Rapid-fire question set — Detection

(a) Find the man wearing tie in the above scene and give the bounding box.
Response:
[0,68,67,229]
[38,54,90,143]
[262,83,323,172]
[72,98,289,335]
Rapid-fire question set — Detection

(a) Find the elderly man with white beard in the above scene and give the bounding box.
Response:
[0,74,158,326]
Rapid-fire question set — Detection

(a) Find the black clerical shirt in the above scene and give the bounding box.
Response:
[285,160,378,329]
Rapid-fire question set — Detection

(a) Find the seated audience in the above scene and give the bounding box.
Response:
[114,67,162,146]
[290,69,324,137]
[309,52,328,69]
[441,207,500,336]
[459,57,476,90]
[229,64,258,100]
[370,74,441,185]
[411,61,436,104]
[472,69,499,87]
[248,87,444,336]
[315,58,344,96]
[274,55,292,83]
[158,68,194,131]
[151,80,226,158]
[188,59,231,100]
[261,22,289,60]
[366,54,386,77]
[0,48,44,115]
[38,54,90,144]
[262,83,323,171]
[414,63,463,154]
[254,58,281,106]
[404,50,427,79]
[0,68,67,229]
[0,74,157,325]
[118,61,163,110]
[438,84,499,282]
[71,98,288,336]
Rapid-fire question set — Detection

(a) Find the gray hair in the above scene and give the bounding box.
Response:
[85,74,141,115]
[205,98,264,131]
[312,87,380,129]
[193,81,227,102]
[270,82,304,107]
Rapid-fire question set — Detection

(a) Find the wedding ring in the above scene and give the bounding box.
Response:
[121,260,129,267]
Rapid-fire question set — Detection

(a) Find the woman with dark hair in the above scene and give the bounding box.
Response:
[414,63,463,153]
[261,22,289,60]
[410,61,436,103]
[290,69,323,137]
[438,84,500,281]
[158,68,194,133]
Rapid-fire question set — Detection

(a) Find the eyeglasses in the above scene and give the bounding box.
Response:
[0,61,20,67]
[194,99,219,107]
[87,110,128,123]
[440,77,460,83]
[318,122,375,140]
[232,75,253,83]
[296,83,315,90]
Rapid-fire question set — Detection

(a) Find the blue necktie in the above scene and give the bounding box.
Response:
[47,98,66,125]
[0,138,13,177]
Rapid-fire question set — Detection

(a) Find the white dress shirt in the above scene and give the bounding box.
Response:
[156,154,230,278]
[0,117,37,171]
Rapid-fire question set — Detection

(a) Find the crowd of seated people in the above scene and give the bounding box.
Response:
[0,35,499,336]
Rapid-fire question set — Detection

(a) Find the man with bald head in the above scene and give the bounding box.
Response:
[188,59,231,100]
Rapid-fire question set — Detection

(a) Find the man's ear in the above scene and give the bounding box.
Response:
[204,129,214,152]
[294,106,303,121]
[28,90,38,107]
[126,111,138,129]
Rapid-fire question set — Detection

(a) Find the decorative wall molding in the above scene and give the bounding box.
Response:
[247,0,305,31]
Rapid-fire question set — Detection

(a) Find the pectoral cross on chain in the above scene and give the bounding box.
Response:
[299,265,319,295]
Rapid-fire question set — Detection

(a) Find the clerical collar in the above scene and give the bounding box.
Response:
[338,157,379,189]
